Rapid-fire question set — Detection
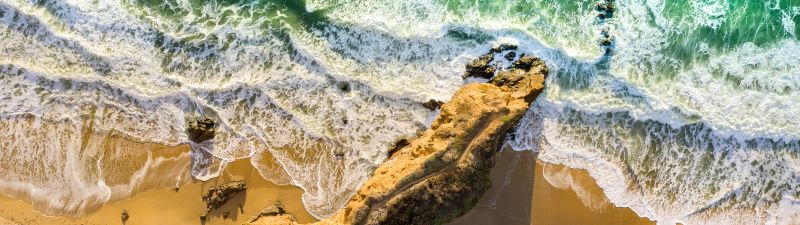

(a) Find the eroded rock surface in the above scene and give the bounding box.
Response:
[249,203,298,224]
[202,180,247,217]
[188,118,216,143]
[250,52,547,225]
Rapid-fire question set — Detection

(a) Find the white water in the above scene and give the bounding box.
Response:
[0,0,798,224]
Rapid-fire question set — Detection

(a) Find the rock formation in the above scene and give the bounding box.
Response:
[463,44,522,80]
[121,209,130,224]
[422,99,445,110]
[248,203,298,224]
[201,180,247,220]
[463,54,496,79]
[188,118,216,143]
[249,50,547,225]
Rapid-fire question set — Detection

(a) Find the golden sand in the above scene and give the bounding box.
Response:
[532,159,655,225]
[0,133,317,225]
[1,129,653,225]
[451,149,655,225]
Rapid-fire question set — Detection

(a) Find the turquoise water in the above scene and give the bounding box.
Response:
[0,0,798,223]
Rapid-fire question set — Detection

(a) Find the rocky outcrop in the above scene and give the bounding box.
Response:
[188,118,216,143]
[463,44,522,80]
[249,51,547,225]
[201,180,247,220]
[489,44,518,54]
[596,0,616,55]
[463,54,496,79]
[596,0,615,20]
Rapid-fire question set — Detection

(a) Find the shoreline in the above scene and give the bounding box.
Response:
[0,149,658,225]
[450,149,656,225]
[0,158,317,225]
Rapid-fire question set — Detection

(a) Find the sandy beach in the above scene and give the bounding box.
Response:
[451,149,655,225]
[0,156,316,225]
[0,145,655,225]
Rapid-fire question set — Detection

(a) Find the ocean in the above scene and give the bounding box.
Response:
[0,0,798,224]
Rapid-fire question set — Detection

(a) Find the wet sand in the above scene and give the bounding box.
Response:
[0,157,317,225]
[450,149,655,225]
[2,132,652,225]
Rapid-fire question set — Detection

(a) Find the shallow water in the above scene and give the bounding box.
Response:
[0,0,798,224]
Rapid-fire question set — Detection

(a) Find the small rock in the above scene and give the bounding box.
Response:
[187,118,216,143]
[504,51,517,61]
[337,81,351,93]
[200,214,207,221]
[600,29,614,47]
[202,181,247,213]
[121,209,129,224]
[422,99,444,110]
[333,150,345,158]
[222,211,230,219]
[596,1,615,19]
[601,36,614,47]
[490,44,518,54]
[388,139,410,158]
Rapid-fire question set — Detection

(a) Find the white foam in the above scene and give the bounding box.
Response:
[2,0,798,224]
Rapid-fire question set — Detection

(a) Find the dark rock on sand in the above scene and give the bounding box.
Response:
[121,209,129,224]
[188,118,216,143]
[202,181,247,213]
[422,99,445,110]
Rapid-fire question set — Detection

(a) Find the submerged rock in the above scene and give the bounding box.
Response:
[188,118,216,143]
[202,180,247,213]
[504,51,517,61]
[596,0,616,19]
[337,81,351,93]
[422,99,445,110]
[490,43,518,54]
[248,51,547,225]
